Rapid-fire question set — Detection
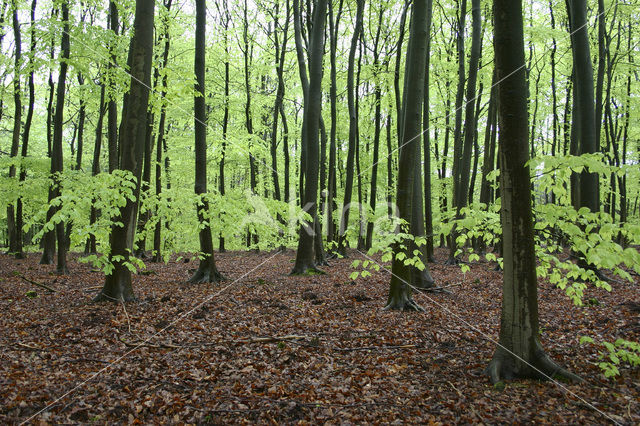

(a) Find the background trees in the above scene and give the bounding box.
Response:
[0,0,637,323]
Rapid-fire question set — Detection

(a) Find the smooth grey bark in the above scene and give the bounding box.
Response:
[567,0,598,212]
[291,0,328,275]
[486,0,581,384]
[15,0,37,259]
[39,7,57,264]
[385,0,432,311]
[94,0,155,302]
[152,0,172,262]
[326,0,343,248]
[7,1,21,256]
[189,0,221,284]
[49,0,70,274]
[107,0,119,173]
[336,0,364,257]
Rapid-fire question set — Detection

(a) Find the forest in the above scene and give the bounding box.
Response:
[0,0,639,423]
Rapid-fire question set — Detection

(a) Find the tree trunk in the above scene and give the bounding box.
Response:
[189,0,221,284]
[326,0,343,248]
[337,0,364,257]
[152,0,172,262]
[94,0,155,302]
[568,0,598,212]
[291,0,328,275]
[385,0,432,311]
[7,1,22,256]
[49,0,70,274]
[486,0,581,384]
[422,0,434,262]
[15,0,37,259]
[107,0,119,173]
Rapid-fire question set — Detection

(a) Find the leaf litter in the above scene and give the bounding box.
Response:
[0,248,638,424]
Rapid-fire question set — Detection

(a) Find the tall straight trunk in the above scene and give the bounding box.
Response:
[365,4,384,250]
[422,0,434,262]
[49,0,70,274]
[217,2,229,252]
[242,0,258,249]
[355,36,365,251]
[479,69,497,209]
[15,0,37,258]
[549,0,558,204]
[291,0,328,274]
[7,1,22,256]
[189,0,221,283]
[394,0,410,139]
[326,0,343,247]
[385,0,432,311]
[94,0,155,302]
[594,0,605,151]
[150,0,171,261]
[40,8,56,264]
[270,0,289,206]
[568,0,598,212]
[337,0,364,257]
[87,84,105,254]
[469,81,483,206]
[75,73,86,170]
[486,0,580,384]
[107,0,119,173]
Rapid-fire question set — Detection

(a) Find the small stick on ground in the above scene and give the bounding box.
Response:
[18,274,57,293]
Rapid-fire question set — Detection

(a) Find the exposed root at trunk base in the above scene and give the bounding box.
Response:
[188,265,223,284]
[444,257,460,266]
[383,296,424,312]
[485,349,583,385]
[93,291,136,303]
[289,264,326,276]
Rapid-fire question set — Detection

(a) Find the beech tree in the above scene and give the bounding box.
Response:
[189,0,222,283]
[291,0,328,274]
[385,0,433,311]
[486,0,581,383]
[94,0,155,302]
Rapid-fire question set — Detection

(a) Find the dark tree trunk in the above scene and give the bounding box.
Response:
[385,0,432,311]
[326,0,343,248]
[486,0,581,384]
[7,1,21,256]
[394,0,410,139]
[568,0,598,212]
[422,0,434,262]
[15,0,37,259]
[291,0,328,275]
[49,0,70,274]
[107,0,119,173]
[40,10,56,264]
[365,5,384,251]
[94,0,155,302]
[86,84,106,254]
[152,0,172,262]
[242,0,259,249]
[337,0,364,257]
[189,0,221,284]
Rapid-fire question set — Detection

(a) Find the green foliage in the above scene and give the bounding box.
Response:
[580,336,640,379]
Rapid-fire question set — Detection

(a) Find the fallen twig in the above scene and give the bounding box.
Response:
[334,344,418,352]
[234,335,309,344]
[18,274,57,293]
[118,335,182,349]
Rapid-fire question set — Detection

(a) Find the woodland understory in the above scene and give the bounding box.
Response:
[1,248,638,424]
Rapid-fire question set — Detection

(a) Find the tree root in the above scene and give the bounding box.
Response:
[289,265,326,276]
[188,266,223,284]
[383,297,424,312]
[485,350,583,385]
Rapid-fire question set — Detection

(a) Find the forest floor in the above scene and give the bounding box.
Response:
[1,247,639,424]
